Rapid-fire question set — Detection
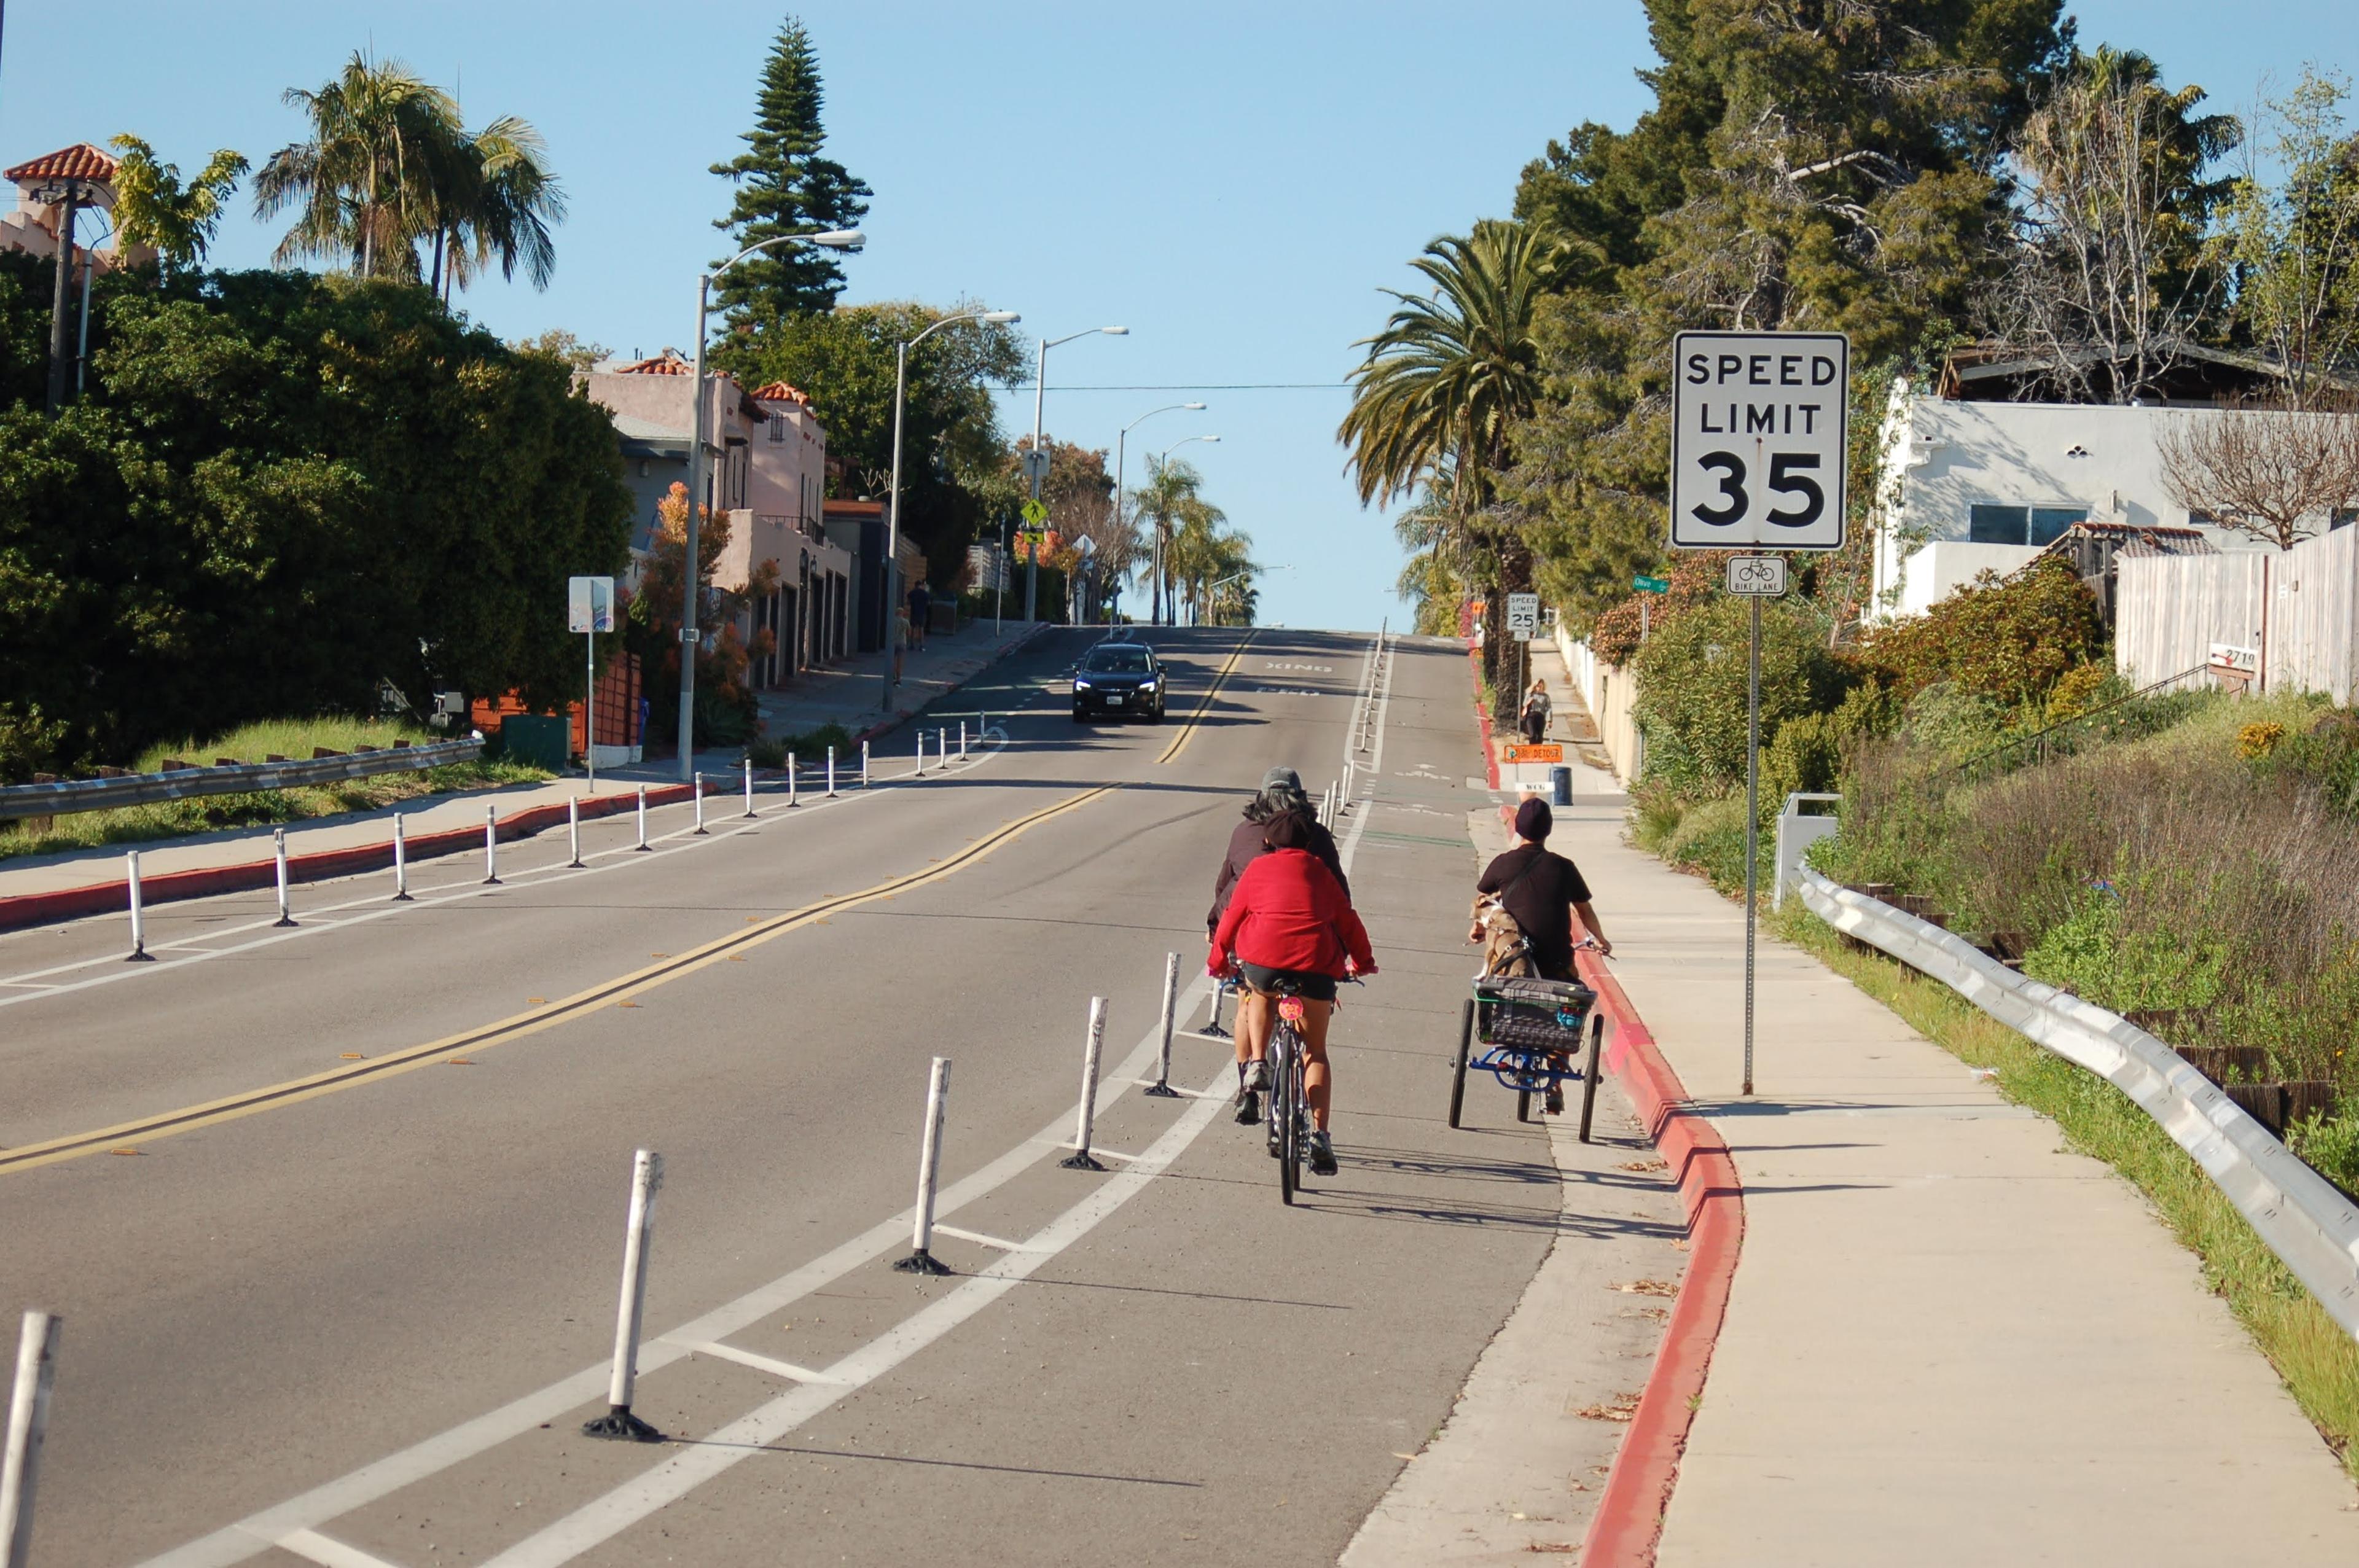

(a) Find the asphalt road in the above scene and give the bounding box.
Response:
[0,626,1651,1567]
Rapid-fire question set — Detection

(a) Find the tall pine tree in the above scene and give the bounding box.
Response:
[710,17,871,319]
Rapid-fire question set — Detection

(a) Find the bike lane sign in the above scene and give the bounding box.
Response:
[1670,330,1847,551]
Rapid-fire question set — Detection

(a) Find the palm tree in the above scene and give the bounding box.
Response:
[1129,457,1226,625]
[256,53,561,296]
[1340,220,1567,698]
[256,53,462,279]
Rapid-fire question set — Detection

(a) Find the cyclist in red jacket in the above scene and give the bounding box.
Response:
[1208,811,1377,1174]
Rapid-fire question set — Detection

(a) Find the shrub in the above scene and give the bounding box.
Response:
[2237,720,2288,760]
[2289,1108,2359,1201]
[1761,709,1847,807]
[1863,555,2103,706]
[1631,595,1847,797]
[2044,661,2118,724]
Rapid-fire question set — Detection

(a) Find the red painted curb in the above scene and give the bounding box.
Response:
[1468,638,1502,790]
[0,782,697,935]
[1575,948,1745,1568]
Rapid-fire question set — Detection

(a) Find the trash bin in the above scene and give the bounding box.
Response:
[497,713,571,772]
[1551,765,1573,806]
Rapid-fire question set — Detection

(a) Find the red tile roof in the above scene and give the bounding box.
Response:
[610,349,694,376]
[4,143,119,184]
[751,381,812,406]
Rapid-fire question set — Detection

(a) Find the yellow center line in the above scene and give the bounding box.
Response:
[0,785,1118,1179]
[1156,629,1256,766]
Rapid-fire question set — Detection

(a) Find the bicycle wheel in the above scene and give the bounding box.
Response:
[1578,1013,1605,1144]
[1264,1032,1287,1160]
[1275,1026,1300,1206]
[1447,998,1474,1129]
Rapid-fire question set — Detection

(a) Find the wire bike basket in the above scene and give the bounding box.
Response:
[1449,973,1606,1137]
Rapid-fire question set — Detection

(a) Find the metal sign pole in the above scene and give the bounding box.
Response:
[1743,593,1761,1097]
[585,626,596,789]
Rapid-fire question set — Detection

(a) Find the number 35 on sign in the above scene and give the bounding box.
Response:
[1670,330,1847,552]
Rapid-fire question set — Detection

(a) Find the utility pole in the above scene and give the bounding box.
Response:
[42,177,82,418]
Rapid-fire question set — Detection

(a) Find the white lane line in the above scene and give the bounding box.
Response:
[661,1340,840,1384]
[926,1224,1033,1253]
[480,1061,1237,1568]
[271,1528,407,1568]
[0,736,1018,1004]
[140,964,1215,1568]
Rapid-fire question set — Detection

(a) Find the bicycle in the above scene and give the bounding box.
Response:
[1256,972,1361,1206]
[1448,938,1606,1139]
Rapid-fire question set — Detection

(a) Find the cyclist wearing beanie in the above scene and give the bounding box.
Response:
[1473,797,1612,980]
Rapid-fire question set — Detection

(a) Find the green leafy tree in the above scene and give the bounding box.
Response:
[2219,66,2359,406]
[107,136,249,273]
[710,16,871,319]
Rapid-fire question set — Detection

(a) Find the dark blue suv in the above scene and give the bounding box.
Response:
[1071,640,1167,722]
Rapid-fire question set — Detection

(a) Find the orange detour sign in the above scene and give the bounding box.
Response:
[1500,743,1563,765]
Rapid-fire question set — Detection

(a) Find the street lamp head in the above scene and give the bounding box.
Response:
[980,311,1020,324]
[1202,434,1222,443]
[1100,326,1130,335]
[812,229,867,250]
[1184,401,1207,410]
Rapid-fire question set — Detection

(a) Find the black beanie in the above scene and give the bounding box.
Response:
[1514,796,1554,841]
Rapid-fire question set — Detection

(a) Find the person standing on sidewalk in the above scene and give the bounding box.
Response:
[1519,677,1551,744]
[907,580,931,652]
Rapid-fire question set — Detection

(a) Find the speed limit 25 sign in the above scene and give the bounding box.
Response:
[1670,330,1848,552]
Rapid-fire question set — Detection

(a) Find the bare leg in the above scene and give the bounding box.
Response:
[1235,989,1271,1067]
[1299,998,1336,1131]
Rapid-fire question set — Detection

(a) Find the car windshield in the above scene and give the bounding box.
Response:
[1085,646,1154,673]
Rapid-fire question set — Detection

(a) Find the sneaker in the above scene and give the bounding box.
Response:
[1243,1059,1270,1092]
[1235,1089,1261,1126]
[1545,1086,1565,1116]
[1308,1131,1338,1176]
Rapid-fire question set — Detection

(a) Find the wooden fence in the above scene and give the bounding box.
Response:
[2115,527,2359,703]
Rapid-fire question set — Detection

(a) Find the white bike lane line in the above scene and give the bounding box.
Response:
[142,638,1395,1568]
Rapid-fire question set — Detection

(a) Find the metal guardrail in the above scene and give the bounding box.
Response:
[0,737,485,823]
[1797,866,2359,1342]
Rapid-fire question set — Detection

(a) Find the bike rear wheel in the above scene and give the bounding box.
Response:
[1448,998,1474,1129]
[1274,1024,1301,1205]
[1578,1012,1605,1143]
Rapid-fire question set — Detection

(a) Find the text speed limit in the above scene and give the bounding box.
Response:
[1669,330,1848,552]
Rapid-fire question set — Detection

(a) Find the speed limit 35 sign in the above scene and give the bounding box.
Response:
[1670,330,1847,551]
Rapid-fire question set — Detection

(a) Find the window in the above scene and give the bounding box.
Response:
[769,415,786,445]
[1084,646,1155,674]
[2333,507,2357,532]
[1968,504,2086,546]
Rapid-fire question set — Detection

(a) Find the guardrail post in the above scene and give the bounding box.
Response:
[582,1149,664,1443]
[787,752,799,808]
[1143,953,1181,1097]
[0,1310,61,1568]
[125,850,154,962]
[743,757,756,819]
[393,812,412,899]
[892,1057,955,1276]
[1060,997,1110,1171]
[692,772,708,835]
[567,795,584,868]
[634,785,651,851]
[273,829,297,927]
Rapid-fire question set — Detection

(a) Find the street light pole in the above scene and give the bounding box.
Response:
[1151,434,1221,626]
[676,228,864,779]
[885,308,1019,711]
[1116,403,1205,629]
[1027,326,1128,623]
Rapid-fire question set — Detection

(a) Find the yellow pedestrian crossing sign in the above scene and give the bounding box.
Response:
[1020,499,1048,528]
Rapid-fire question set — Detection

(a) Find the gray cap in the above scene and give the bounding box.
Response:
[1261,766,1301,793]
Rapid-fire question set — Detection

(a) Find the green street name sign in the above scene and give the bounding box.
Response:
[1633,575,1670,594]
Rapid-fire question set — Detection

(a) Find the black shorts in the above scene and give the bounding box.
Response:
[1237,962,1338,1003]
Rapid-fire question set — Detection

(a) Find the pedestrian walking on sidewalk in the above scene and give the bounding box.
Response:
[907,582,931,652]
[1519,677,1551,744]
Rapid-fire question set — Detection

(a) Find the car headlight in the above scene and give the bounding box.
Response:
[1141,676,1159,689]
[1074,677,1093,689]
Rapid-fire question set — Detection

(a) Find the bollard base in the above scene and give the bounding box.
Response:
[482,876,501,887]
[392,891,413,902]
[1058,1150,1108,1172]
[273,916,299,929]
[1141,1080,1181,1099]
[891,1248,953,1276]
[1199,1021,1230,1040]
[582,1405,665,1443]
[127,948,155,963]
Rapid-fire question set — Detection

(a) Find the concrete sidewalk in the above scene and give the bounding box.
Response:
[1556,789,2359,1564]
[0,619,1049,913]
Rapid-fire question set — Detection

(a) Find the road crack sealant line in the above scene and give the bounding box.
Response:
[0,770,1095,1179]
[1798,867,2359,1341]
[0,725,1021,1007]
[144,625,1396,1568]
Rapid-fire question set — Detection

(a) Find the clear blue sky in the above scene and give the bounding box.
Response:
[5,2,2354,631]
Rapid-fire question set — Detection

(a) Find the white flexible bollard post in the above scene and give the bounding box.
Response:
[788,752,799,808]
[862,741,870,789]
[482,805,501,885]
[1201,975,1230,1039]
[892,1057,955,1276]
[273,828,297,926]
[125,850,153,962]
[1143,953,1180,1097]
[960,720,968,761]
[0,1309,61,1568]
[582,1150,665,1443]
[393,812,413,900]
[1060,997,1111,1171]
[693,772,708,835]
[743,757,756,818]
[826,746,837,798]
[635,785,651,851]
[914,733,924,777]
[568,795,584,868]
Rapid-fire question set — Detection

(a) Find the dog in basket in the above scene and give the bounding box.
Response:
[1470,893,1536,978]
